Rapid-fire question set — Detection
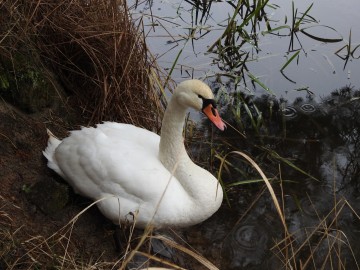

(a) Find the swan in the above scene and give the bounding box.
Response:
[43,79,225,228]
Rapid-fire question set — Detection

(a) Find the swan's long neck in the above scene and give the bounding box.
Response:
[158,91,223,222]
[159,98,190,170]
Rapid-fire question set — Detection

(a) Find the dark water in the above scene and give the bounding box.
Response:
[188,85,360,269]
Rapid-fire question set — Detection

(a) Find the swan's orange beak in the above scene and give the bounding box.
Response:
[202,104,226,131]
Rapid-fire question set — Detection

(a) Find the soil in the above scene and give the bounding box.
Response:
[0,99,127,269]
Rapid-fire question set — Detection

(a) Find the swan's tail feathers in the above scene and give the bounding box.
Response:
[43,129,66,179]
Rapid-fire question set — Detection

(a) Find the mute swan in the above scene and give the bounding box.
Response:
[43,79,225,228]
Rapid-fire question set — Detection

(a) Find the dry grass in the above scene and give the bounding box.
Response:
[0,199,122,269]
[0,0,168,130]
[0,194,220,270]
[272,197,360,270]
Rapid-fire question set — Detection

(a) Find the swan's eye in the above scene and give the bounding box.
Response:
[201,98,217,110]
[198,94,203,99]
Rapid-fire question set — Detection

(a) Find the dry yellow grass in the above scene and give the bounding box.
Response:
[0,0,168,130]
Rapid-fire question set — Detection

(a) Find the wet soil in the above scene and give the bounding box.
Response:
[0,99,128,269]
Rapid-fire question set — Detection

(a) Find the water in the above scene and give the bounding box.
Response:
[130,0,360,102]
[128,1,360,269]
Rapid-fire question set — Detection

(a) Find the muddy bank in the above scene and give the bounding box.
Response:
[0,98,127,268]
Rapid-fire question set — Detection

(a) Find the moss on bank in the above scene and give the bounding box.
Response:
[0,48,56,113]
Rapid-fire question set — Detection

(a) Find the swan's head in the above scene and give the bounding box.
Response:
[174,79,226,131]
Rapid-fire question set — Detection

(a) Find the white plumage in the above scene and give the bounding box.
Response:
[43,79,225,228]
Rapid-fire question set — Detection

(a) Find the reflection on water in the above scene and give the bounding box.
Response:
[187,85,360,269]
[130,0,360,101]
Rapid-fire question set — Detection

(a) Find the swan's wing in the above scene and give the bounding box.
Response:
[54,123,183,204]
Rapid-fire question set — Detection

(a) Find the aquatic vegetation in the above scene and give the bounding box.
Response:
[335,29,360,69]
[191,1,343,91]
[136,0,352,100]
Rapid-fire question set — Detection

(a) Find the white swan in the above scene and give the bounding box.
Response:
[43,79,225,228]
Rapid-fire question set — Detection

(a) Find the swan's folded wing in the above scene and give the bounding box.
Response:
[54,123,185,204]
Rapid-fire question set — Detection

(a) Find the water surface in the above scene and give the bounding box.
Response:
[131,0,360,101]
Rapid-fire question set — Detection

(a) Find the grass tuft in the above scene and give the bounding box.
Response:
[0,0,167,130]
